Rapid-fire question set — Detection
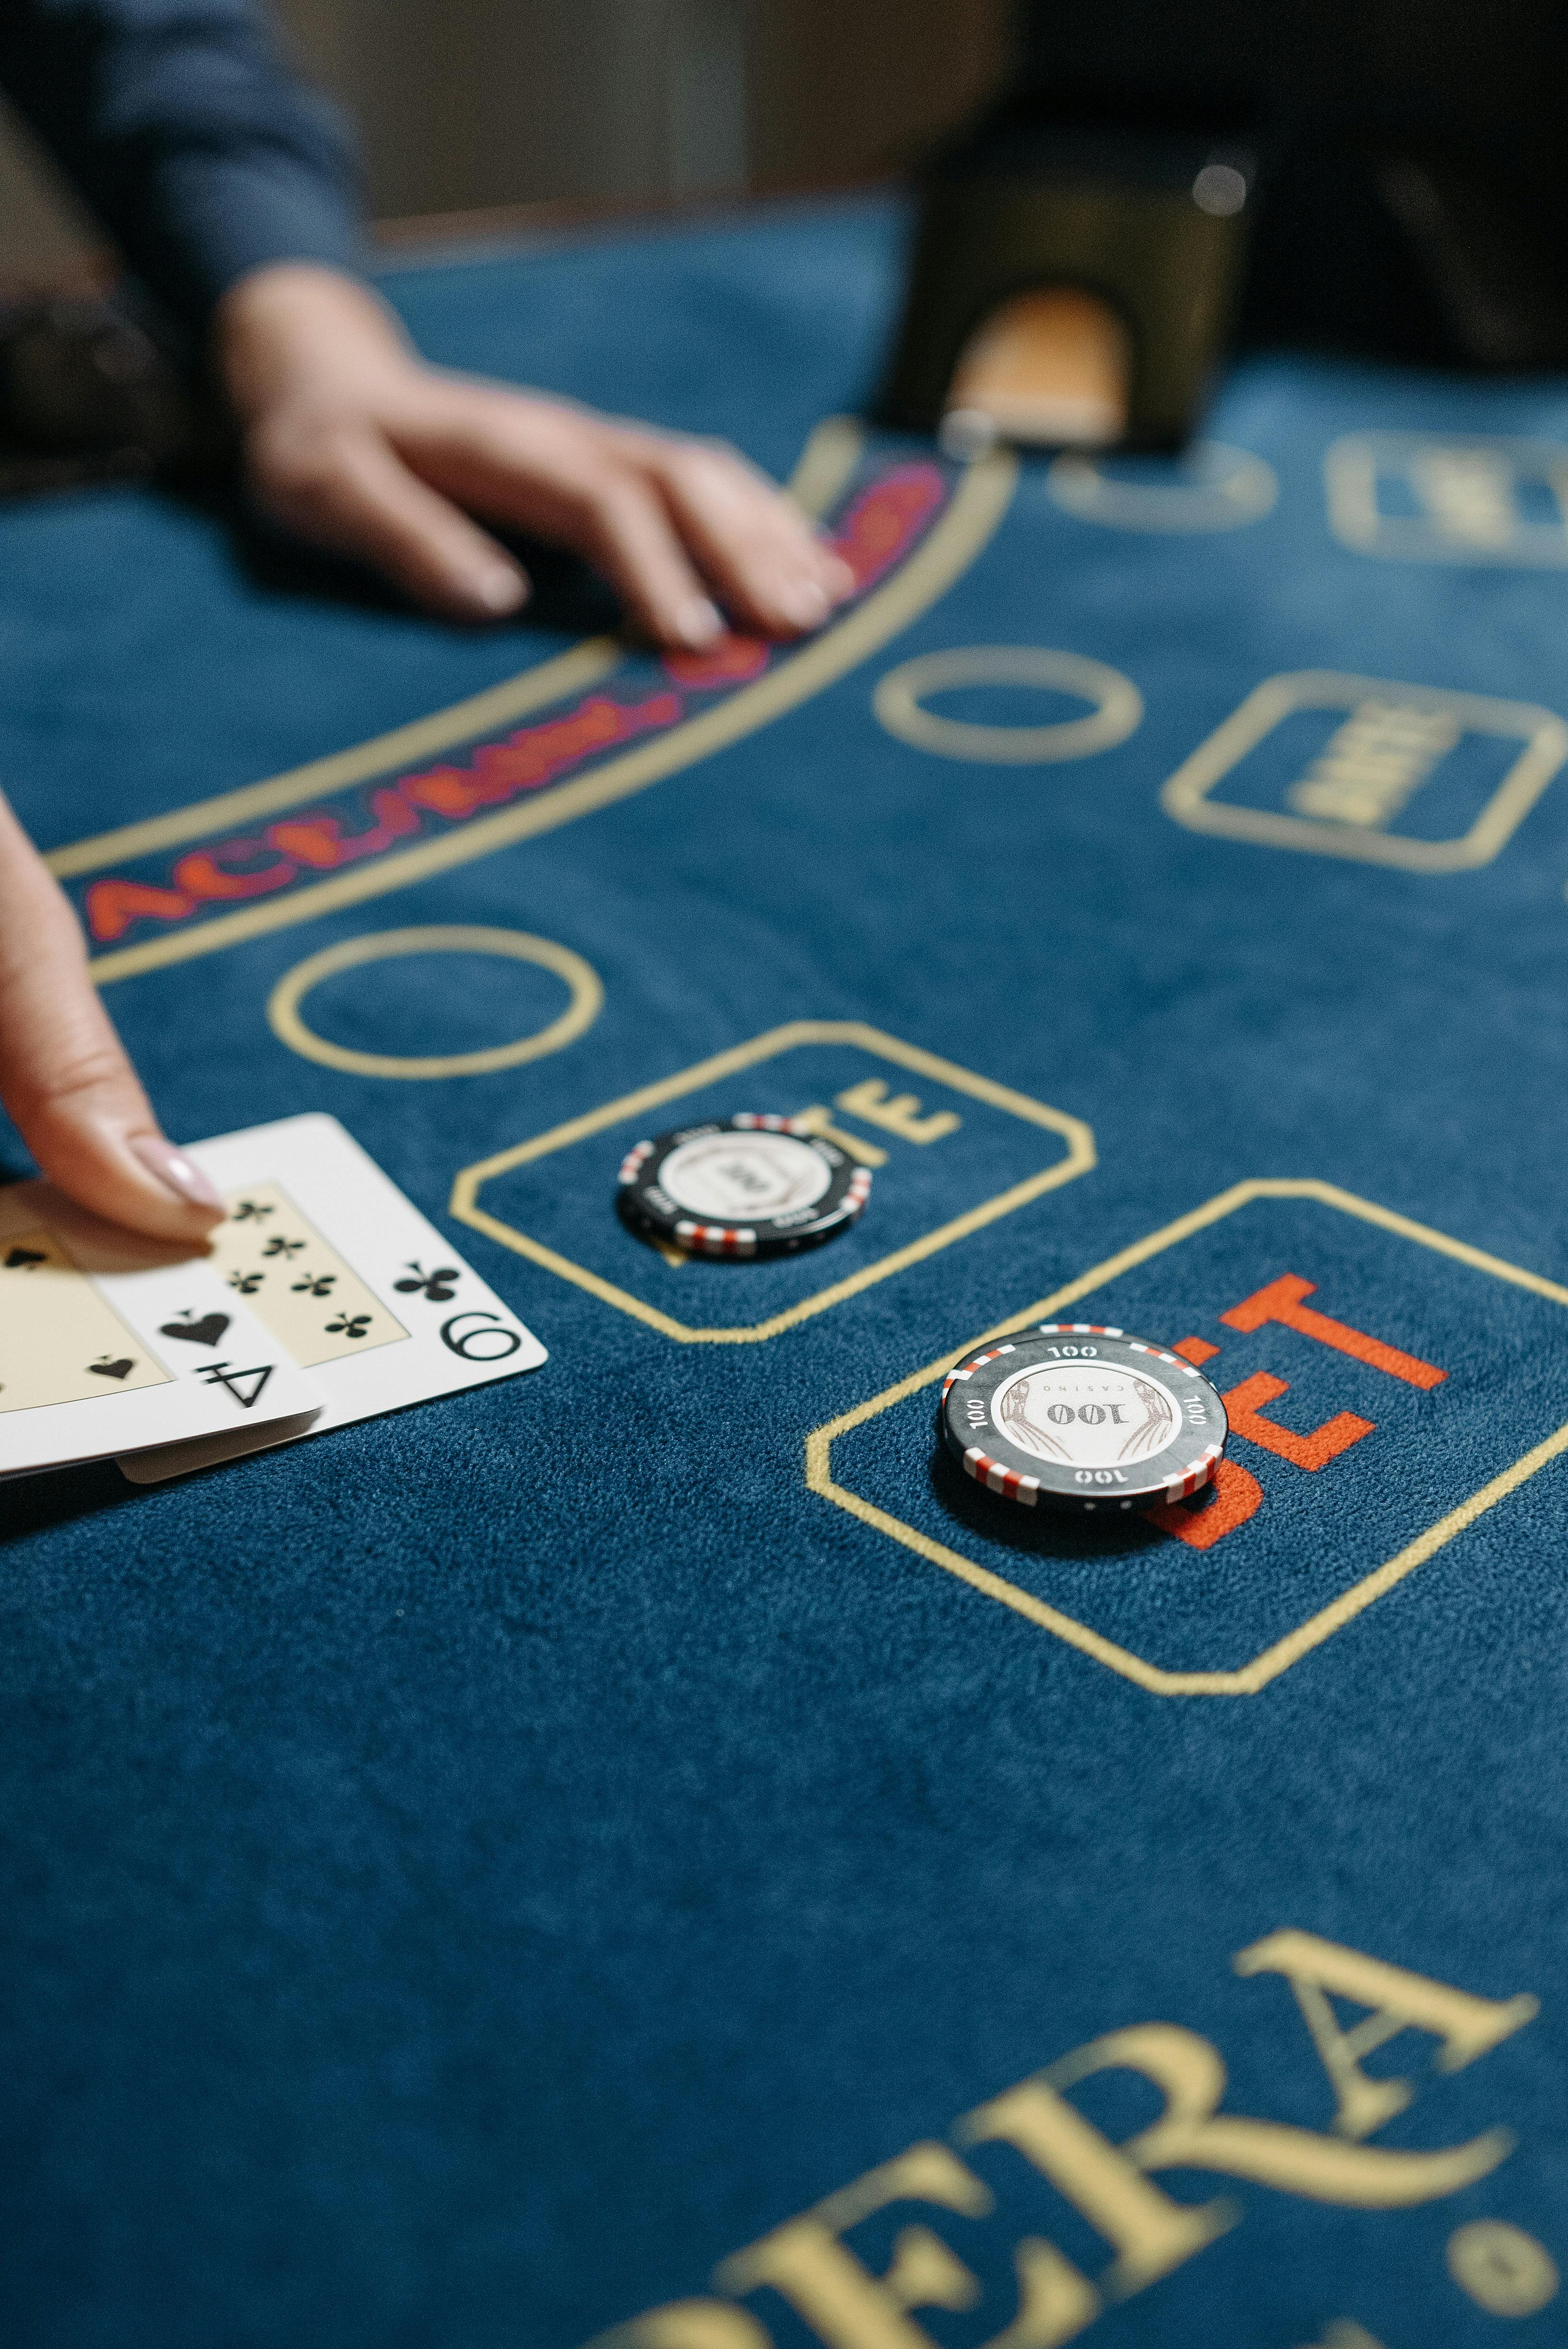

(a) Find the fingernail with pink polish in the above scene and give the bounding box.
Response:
[777,577,830,630]
[474,566,527,615]
[130,1134,225,1213]
[675,596,725,648]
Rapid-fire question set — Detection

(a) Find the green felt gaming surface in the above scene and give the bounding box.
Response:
[3,194,1568,2348]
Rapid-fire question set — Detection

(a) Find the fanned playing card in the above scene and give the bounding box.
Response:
[0,1183,322,1476]
[119,1114,545,1482]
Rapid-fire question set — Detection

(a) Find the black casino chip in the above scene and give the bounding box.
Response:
[617,1114,871,1258]
[941,1324,1227,1510]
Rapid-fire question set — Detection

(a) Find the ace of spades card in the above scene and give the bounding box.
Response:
[0,1183,322,1477]
[119,1115,546,1483]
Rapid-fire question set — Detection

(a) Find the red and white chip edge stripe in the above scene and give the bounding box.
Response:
[618,1139,656,1184]
[1158,1443,1224,1502]
[842,1167,874,1210]
[962,1442,1223,1508]
[962,1447,1043,1505]
[942,1341,1017,1397]
[808,1166,875,1234]
[943,1329,1140,1397]
[731,1113,806,1133]
[674,1220,758,1257]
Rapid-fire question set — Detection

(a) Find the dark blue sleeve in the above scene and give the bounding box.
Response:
[0,0,366,326]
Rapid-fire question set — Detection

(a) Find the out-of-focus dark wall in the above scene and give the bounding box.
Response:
[0,0,1011,276]
[746,2,1011,194]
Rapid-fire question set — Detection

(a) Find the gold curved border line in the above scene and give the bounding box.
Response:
[85,428,1018,988]
[54,416,867,887]
[48,639,620,884]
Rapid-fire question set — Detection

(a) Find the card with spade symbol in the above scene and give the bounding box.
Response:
[119,1114,545,1483]
[0,1181,322,1477]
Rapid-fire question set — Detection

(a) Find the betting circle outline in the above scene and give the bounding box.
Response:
[617,1114,872,1258]
[872,644,1142,764]
[941,1324,1228,1510]
[266,925,603,1080]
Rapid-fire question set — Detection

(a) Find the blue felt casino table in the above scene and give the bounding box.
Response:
[3,192,1568,2348]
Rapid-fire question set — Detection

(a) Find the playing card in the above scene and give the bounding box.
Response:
[119,1114,546,1483]
[0,1182,322,1476]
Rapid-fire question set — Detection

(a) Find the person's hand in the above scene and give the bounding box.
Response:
[214,264,855,641]
[0,793,224,1241]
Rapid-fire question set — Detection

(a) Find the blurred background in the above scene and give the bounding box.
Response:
[0,0,1011,280]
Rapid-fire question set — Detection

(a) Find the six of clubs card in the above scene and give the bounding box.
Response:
[0,1185,322,1477]
[119,1114,546,1483]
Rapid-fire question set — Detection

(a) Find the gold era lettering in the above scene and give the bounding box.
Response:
[957,2013,1516,2322]
[714,2143,992,2349]
[582,2298,776,2347]
[1234,1929,1539,2140]
[588,1938,1539,2348]
[973,2238,1102,2349]
[957,2031,1237,2303]
[1040,2022,1515,2207]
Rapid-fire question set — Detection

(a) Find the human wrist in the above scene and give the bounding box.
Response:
[213,263,416,422]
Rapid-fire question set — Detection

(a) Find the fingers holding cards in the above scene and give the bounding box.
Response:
[0,1184,322,1478]
[118,1115,545,1485]
[0,1115,544,1484]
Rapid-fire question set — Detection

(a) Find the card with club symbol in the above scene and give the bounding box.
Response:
[0,1182,323,1477]
[119,1113,546,1483]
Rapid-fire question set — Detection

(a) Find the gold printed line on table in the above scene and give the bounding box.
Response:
[72,428,1017,985]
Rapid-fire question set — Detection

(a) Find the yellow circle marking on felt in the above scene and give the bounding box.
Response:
[267,925,602,1080]
[874,645,1142,764]
[1447,2221,1559,2317]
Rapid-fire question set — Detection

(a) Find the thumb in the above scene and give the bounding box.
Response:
[0,794,224,1240]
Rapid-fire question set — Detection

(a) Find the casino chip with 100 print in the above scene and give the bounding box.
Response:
[616,1113,872,1258]
[942,1325,1230,1511]
[612,1125,1229,1520]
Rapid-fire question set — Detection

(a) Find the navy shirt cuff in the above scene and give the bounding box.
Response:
[132,146,367,320]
